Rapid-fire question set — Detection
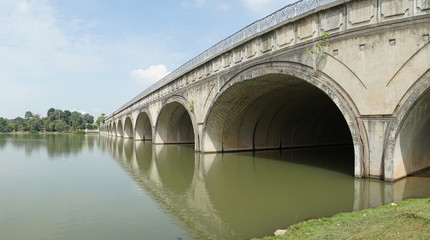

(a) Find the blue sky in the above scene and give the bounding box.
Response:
[0,0,295,119]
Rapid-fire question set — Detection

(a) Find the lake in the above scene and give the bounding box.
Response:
[0,134,429,240]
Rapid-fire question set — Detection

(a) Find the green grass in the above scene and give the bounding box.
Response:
[254,198,430,240]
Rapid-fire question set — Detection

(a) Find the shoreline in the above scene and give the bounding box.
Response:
[253,198,430,240]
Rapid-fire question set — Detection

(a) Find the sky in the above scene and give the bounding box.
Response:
[0,0,296,119]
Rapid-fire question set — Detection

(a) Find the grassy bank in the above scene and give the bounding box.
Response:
[254,198,430,240]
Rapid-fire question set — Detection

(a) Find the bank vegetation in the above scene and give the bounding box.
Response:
[255,198,430,240]
[0,108,106,133]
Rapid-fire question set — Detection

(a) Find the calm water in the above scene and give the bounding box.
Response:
[0,134,430,240]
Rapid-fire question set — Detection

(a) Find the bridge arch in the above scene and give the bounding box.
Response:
[384,70,430,181]
[108,124,112,135]
[124,116,134,139]
[111,122,117,136]
[117,120,124,137]
[202,61,368,177]
[135,109,153,141]
[154,96,198,149]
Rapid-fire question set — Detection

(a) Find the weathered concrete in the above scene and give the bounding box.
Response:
[100,0,430,181]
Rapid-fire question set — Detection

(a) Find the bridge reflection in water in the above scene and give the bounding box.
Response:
[99,135,430,240]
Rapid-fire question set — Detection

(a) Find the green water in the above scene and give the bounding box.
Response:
[0,134,429,240]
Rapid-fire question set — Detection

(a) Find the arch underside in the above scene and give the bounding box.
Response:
[392,89,430,178]
[156,102,194,144]
[117,121,124,137]
[204,74,353,152]
[124,117,133,139]
[135,112,152,141]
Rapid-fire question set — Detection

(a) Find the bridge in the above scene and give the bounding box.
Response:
[100,0,430,181]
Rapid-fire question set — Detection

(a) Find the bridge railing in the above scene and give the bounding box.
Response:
[107,0,337,121]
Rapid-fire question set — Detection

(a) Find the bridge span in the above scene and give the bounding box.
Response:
[100,0,430,181]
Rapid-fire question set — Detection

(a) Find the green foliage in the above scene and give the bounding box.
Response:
[254,198,430,240]
[54,120,67,132]
[0,117,10,132]
[96,113,106,126]
[306,32,331,74]
[0,108,96,133]
[29,130,39,135]
[74,130,86,135]
[306,32,330,56]
[190,100,195,112]
[24,111,33,120]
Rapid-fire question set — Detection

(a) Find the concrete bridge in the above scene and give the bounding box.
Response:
[100,0,430,181]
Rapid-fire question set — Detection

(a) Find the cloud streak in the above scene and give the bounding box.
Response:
[131,65,170,87]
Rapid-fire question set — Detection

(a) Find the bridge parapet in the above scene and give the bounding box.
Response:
[106,0,430,122]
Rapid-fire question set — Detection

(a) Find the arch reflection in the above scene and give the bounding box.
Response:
[101,136,430,240]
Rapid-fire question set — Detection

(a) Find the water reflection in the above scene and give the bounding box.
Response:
[0,134,96,158]
[100,136,430,240]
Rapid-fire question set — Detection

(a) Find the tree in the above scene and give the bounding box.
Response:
[53,109,63,120]
[28,115,42,131]
[0,117,8,132]
[54,120,67,132]
[61,110,71,124]
[306,31,330,74]
[96,113,106,126]
[83,113,94,124]
[47,108,55,117]
[24,111,33,120]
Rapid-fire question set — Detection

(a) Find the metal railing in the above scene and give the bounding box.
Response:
[107,0,337,121]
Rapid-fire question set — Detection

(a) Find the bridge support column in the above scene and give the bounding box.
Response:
[361,116,392,179]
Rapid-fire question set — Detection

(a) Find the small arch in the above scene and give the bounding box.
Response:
[135,109,153,141]
[124,116,134,139]
[117,120,124,137]
[111,122,117,136]
[155,96,198,148]
[383,70,430,181]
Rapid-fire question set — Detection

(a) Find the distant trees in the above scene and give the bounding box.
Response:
[96,113,106,126]
[24,111,33,120]
[0,109,98,133]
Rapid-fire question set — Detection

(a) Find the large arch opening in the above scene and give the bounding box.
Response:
[124,117,134,139]
[204,75,352,151]
[117,120,124,137]
[155,102,195,144]
[203,67,360,175]
[135,111,152,141]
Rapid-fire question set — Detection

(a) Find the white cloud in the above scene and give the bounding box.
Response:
[181,0,206,8]
[131,65,170,86]
[195,0,206,7]
[218,3,232,11]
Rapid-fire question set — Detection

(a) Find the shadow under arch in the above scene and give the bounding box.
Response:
[124,116,134,139]
[202,61,367,177]
[135,108,153,141]
[111,122,117,136]
[154,96,199,150]
[117,120,124,137]
[383,70,430,181]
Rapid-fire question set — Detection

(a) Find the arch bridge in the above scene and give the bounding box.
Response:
[100,0,430,181]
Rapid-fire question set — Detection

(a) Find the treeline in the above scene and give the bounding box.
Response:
[0,108,106,133]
